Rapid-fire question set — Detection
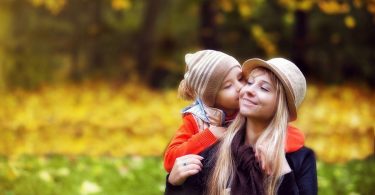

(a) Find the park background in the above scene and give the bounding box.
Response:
[0,0,374,194]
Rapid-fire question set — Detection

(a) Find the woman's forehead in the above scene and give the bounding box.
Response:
[249,69,271,79]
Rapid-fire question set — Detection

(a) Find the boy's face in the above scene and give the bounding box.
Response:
[214,67,245,115]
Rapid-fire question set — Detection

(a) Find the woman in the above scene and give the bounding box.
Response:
[165,58,317,195]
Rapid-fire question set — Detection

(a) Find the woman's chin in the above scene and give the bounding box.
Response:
[239,109,255,117]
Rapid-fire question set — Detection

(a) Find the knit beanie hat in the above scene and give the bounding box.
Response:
[182,50,241,107]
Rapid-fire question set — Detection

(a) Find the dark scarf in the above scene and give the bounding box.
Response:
[230,127,265,195]
[223,111,238,127]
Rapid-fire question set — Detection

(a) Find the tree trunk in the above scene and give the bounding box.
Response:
[292,10,308,74]
[87,0,103,72]
[199,0,220,49]
[136,0,165,85]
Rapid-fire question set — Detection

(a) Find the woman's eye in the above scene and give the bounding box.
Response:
[247,81,253,85]
[261,86,270,92]
[260,85,271,92]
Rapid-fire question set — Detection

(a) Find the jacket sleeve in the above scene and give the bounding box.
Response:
[282,147,318,195]
[164,173,204,195]
[164,174,183,195]
[294,148,318,195]
[164,144,215,195]
[278,172,299,195]
[163,113,218,172]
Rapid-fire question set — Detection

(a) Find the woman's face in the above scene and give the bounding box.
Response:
[239,69,277,121]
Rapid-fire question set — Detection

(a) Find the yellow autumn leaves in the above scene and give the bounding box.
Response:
[111,0,132,11]
[28,0,133,14]
[28,0,67,15]
[293,84,374,162]
[0,82,186,157]
[219,0,362,29]
[251,25,277,57]
[0,82,374,163]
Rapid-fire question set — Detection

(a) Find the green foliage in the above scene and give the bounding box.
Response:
[0,155,166,195]
[0,155,374,195]
[317,157,375,195]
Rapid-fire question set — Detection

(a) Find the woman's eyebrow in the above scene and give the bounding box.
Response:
[259,80,275,89]
[260,80,272,85]
[248,76,272,85]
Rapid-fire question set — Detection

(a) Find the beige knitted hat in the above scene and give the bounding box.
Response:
[184,50,241,107]
[242,58,306,121]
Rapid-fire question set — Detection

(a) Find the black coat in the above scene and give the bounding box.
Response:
[165,144,317,195]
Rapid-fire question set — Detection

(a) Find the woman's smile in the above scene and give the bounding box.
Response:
[240,97,258,107]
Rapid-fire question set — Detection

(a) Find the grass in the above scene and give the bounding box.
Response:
[0,155,374,195]
[0,155,165,195]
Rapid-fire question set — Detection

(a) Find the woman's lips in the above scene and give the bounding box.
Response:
[241,98,258,106]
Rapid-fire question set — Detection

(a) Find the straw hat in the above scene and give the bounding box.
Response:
[242,58,306,121]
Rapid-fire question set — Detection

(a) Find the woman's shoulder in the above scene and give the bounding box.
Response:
[286,147,316,168]
[286,146,316,165]
[286,146,315,158]
[285,147,318,195]
[286,146,315,161]
[286,146,317,175]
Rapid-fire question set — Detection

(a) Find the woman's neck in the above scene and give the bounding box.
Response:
[245,118,269,146]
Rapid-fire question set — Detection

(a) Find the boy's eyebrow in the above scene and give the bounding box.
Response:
[223,73,239,83]
[222,77,229,83]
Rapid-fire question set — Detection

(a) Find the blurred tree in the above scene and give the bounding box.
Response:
[0,0,374,89]
[278,0,375,84]
[136,0,167,84]
[200,0,220,49]
[226,0,375,85]
[292,10,309,74]
[0,3,12,91]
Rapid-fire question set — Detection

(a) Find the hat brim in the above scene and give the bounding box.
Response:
[242,58,297,121]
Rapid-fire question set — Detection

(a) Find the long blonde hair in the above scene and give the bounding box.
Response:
[207,68,289,195]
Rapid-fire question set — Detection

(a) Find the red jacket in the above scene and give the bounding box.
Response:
[163,113,305,172]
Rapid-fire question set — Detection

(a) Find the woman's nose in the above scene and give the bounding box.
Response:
[244,84,256,96]
[240,84,253,96]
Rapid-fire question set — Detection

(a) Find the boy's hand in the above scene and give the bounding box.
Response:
[168,154,204,186]
[255,145,291,176]
[209,125,227,138]
[255,145,271,175]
